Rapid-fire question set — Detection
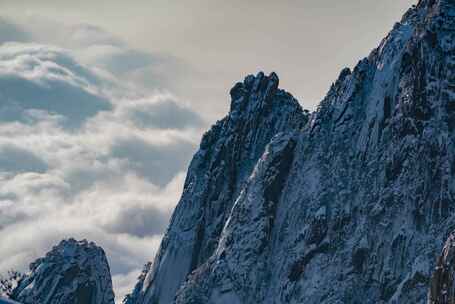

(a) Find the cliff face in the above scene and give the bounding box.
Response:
[11,239,115,304]
[428,231,455,304]
[125,71,309,304]
[126,0,455,303]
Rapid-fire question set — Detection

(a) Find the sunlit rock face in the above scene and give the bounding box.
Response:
[11,239,115,304]
[124,0,455,303]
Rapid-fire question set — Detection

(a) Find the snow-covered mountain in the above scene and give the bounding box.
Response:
[428,231,455,303]
[125,0,455,303]
[3,0,455,303]
[9,239,115,304]
[124,71,309,304]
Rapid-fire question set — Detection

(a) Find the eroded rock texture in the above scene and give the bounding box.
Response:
[428,232,455,304]
[11,239,115,304]
[126,0,455,303]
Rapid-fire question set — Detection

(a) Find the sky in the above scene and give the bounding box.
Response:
[0,0,416,302]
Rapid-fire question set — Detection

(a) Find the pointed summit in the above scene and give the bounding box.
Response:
[124,73,308,304]
[126,0,455,303]
[228,71,284,121]
[11,239,115,304]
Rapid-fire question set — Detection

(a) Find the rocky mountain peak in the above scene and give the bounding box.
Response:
[124,71,309,304]
[227,71,302,129]
[11,238,115,304]
[229,71,279,113]
[124,0,455,303]
[6,1,452,304]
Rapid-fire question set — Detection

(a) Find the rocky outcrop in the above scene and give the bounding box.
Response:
[124,72,309,304]
[175,132,299,304]
[123,263,152,304]
[11,239,115,304]
[125,0,455,303]
[428,232,455,304]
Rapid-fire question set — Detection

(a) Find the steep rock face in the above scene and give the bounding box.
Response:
[11,239,115,304]
[123,263,152,304]
[129,0,455,303]
[127,72,308,304]
[428,231,455,304]
[175,132,299,304]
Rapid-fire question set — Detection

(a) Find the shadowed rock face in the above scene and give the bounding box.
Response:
[124,0,455,303]
[124,72,309,304]
[11,239,115,304]
[429,232,455,304]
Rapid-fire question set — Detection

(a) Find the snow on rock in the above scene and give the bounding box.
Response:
[428,231,455,304]
[11,239,115,304]
[175,132,299,304]
[124,72,309,304]
[123,263,152,304]
[125,0,455,303]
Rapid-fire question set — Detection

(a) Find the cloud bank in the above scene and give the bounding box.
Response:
[0,18,208,303]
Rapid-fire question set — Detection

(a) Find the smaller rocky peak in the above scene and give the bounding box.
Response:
[200,71,306,151]
[428,232,455,303]
[200,72,310,150]
[337,67,352,84]
[11,238,115,304]
[228,71,282,120]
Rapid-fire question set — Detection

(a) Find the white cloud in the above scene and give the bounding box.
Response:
[0,15,194,100]
[0,20,208,303]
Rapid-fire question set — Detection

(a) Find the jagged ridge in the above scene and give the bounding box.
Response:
[124,72,309,304]
[11,239,115,304]
[127,0,455,303]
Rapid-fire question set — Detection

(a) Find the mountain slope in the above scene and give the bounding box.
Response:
[125,72,309,304]
[428,231,455,303]
[11,239,115,304]
[126,0,455,303]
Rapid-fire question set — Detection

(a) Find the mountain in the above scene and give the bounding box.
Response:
[125,0,455,303]
[10,239,115,304]
[124,71,309,304]
[3,0,454,303]
[428,231,455,303]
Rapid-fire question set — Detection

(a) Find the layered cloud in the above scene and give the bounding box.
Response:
[0,19,208,303]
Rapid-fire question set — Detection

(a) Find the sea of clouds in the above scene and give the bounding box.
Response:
[0,16,210,302]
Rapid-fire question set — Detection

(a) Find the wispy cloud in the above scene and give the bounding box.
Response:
[0,19,207,303]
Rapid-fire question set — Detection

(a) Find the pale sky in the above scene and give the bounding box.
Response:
[1,0,416,118]
[0,1,417,302]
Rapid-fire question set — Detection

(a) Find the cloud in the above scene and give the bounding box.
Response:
[125,98,204,130]
[111,136,195,186]
[103,204,170,237]
[0,145,48,174]
[0,43,113,128]
[0,22,206,303]
[0,16,193,97]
